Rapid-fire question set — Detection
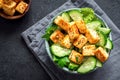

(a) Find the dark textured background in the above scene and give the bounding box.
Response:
[0,0,120,80]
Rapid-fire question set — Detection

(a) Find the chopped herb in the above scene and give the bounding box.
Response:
[76,56,79,62]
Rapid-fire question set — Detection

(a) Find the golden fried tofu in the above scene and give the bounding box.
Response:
[82,45,96,56]
[13,0,23,3]
[2,0,16,9]
[73,34,87,49]
[60,35,72,49]
[94,47,109,62]
[75,20,87,34]
[3,8,15,16]
[2,0,16,16]
[15,1,28,14]
[3,0,11,4]
[50,30,64,43]
[54,16,70,32]
[0,0,3,9]
[68,22,79,42]
[69,50,83,64]
[85,29,99,44]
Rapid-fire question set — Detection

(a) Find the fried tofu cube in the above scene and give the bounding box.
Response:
[3,0,17,8]
[0,0,3,9]
[3,8,15,16]
[82,45,96,56]
[94,47,109,62]
[85,29,100,44]
[3,0,11,4]
[50,30,64,43]
[68,22,79,42]
[2,1,16,16]
[13,0,23,3]
[73,34,87,49]
[69,50,83,64]
[54,16,70,32]
[60,35,72,49]
[16,1,28,14]
[75,20,87,34]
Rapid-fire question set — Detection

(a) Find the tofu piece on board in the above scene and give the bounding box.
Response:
[50,30,64,43]
[85,29,99,44]
[60,35,72,49]
[69,50,83,64]
[82,45,96,56]
[73,34,87,49]
[94,47,109,62]
[16,1,28,14]
[68,22,79,42]
[75,20,87,34]
[54,16,70,32]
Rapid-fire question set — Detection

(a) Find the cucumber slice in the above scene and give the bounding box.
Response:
[97,27,111,35]
[51,44,71,57]
[68,10,83,21]
[105,38,113,50]
[96,31,107,47]
[61,12,71,22]
[53,55,59,62]
[68,63,79,70]
[96,59,103,67]
[57,57,70,68]
[77,57,97,74]
[86,21,101,30]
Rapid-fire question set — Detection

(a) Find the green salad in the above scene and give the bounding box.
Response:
[42,7,113,74]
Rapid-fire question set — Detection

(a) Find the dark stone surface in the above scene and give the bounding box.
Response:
[0,0,120,80]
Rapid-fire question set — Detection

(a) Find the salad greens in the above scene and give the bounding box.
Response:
[43,7,113,74]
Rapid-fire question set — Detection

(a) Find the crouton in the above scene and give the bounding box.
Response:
[15,1,28,14]
[82,45,96,56]
[68,22,79,42]
[0,0,3,9]
[94,47,109,62]
[75,20,87,34]
[69,50,83,64]
[73,34,87,49]
[50,30,64,43]
[85,29,99,44]
[2,0,16,16]
[54,16,70,32]
[60,35,72,49]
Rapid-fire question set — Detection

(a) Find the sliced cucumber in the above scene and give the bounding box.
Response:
[68,63,79,70]
[68,10,83,21]
[51,44,71,57]
[61,12,71,22]
[96,59,103,67]
[97,27,111,35]
[53,55,59,62]
[86,21,101,30]
[77,57,97,74]
[96,31,107,47]
[105,38,113,50]
[57,57,70,68]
